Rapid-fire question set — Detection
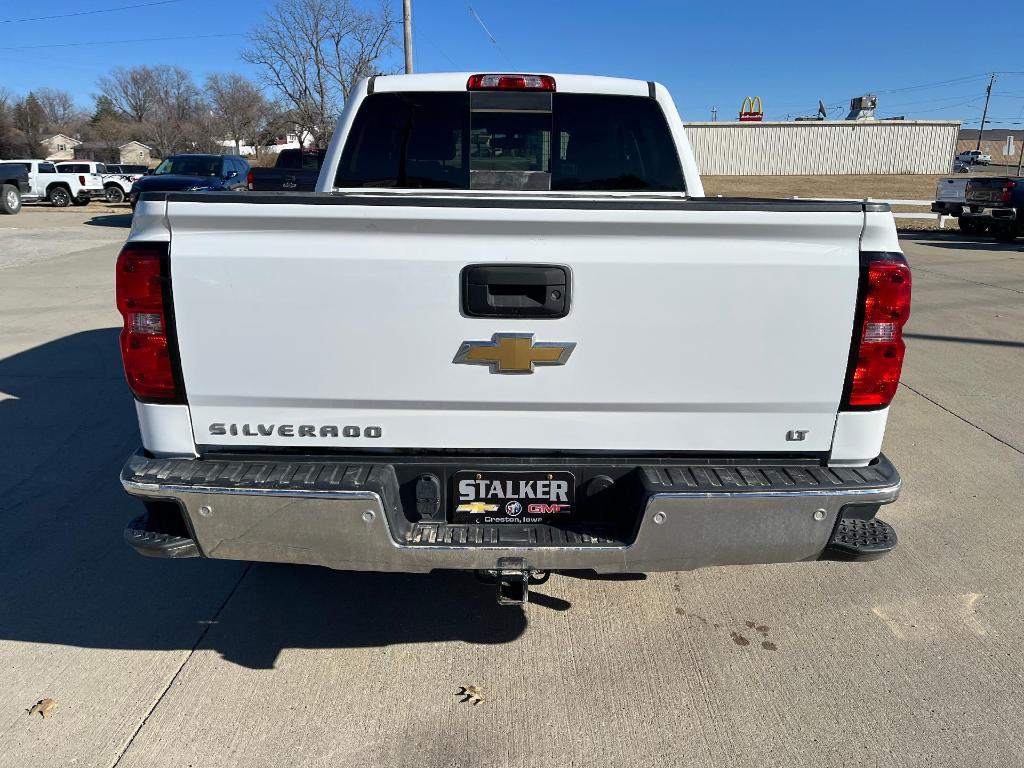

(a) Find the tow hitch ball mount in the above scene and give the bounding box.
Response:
[477,558,550,605]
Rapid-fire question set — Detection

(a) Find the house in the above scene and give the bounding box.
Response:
[118,141,153,166]
[41,134,82,161]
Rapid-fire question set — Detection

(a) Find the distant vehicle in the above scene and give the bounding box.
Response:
[953,161,971,173]
[107,164,150,176]
[129,154,249,209]
[4,159,104,207]
[102,164,148,203]
[962,177,1023,241]
[930,177,975,230]
[956,150,992,166]
[0,162,31,214]
[246,148,327,192]
[54,161,121,204]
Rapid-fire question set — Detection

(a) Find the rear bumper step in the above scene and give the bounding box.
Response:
[120,452,901,574]
[824,517,897,559]
[124,514,199,558]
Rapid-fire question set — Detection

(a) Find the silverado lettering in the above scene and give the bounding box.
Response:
[208,423,381,438]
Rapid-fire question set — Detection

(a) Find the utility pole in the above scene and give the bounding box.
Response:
[711,105,717,122]
[403,0,414,74]
[975,73,996,152]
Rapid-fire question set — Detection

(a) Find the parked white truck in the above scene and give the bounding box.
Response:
[6,159,105,206]
[119,73,910,603]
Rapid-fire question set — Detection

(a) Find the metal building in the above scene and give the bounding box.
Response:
[682,120,961,175]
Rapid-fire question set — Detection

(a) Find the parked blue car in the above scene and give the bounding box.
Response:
[130,154,249,209]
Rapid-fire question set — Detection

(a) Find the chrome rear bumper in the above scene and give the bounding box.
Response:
[121,452,901,574]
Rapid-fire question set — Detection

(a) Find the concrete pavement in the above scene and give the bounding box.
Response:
[0,208,1021,767]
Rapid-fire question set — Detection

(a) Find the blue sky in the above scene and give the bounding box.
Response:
[4,0,1024,127]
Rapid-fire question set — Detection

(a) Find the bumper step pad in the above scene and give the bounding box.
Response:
[827,517,897,558]
[407,523,618,547]
[124,515,199,558]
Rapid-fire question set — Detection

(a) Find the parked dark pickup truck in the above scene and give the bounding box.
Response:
[0,162,31,214]
[246,148,327,192]
[961,177,1023,241]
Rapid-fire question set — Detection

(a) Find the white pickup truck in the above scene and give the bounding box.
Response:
[119,73,910,603]
[6,159,105,206]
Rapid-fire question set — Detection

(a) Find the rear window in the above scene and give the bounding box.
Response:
[335,91,684,192]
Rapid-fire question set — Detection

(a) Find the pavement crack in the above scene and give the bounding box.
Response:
[108,562,253,768]
[900,382,1023,456]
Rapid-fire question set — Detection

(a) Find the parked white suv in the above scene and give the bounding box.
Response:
[53,161,109,205]
[5,159,103,207]
[956,150,992,166]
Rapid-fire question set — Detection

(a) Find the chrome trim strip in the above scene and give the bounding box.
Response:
[648,481,901,501]
[122,477,380,502]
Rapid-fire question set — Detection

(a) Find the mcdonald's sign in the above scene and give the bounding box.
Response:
[739,96,763,122]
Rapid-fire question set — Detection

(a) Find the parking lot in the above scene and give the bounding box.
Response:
[1,205,1022,767]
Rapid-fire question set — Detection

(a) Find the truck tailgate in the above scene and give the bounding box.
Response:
[165,196,864,453]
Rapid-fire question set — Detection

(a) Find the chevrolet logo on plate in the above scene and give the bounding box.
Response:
[455,502,500,513]
[453,333,576,374]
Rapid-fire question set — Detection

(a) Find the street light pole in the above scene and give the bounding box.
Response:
[975,73,996,152]
[403,0,414,74]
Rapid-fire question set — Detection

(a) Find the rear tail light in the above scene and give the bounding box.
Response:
[247,169,254,191]
[842,253,912,409]
[1001,180,1016,203]
[116,243,183,402]
[79,175,86,185]
[467,73,556,91]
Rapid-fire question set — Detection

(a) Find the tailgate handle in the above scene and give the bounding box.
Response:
[461,264,570,319]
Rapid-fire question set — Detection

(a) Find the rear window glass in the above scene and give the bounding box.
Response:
[335,91,684,192]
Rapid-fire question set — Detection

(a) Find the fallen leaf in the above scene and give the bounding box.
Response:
[457,685,485,705]
[28,699,57,718]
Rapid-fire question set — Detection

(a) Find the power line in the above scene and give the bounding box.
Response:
[0,0,184,24]
[466,3,512,67]
[0,32,243,51]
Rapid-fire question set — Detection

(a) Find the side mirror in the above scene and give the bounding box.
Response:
[225,170,238,180]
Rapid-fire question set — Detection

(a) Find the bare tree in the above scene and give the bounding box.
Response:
[206,73,274,154]
[13,94,47,156]
[0,89,19,158]
[243,0,396,147]
[144,66,205,157]
[35,88,82,134]
[98,66,159,123]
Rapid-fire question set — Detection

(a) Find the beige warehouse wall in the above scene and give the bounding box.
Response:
[683,121,961,175]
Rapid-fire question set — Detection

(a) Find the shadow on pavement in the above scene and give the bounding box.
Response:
[905,333,1024,349]
[84,213,133,228]
[0,329,526,671]
[899,230,1023,250]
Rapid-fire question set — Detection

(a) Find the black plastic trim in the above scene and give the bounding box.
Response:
[647,81,656,99]
[141,190,876,213]
[460,263,571,318]
[366,75,377,95]
[124,453,898,494]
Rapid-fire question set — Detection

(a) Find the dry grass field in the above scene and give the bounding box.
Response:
[701,170,1015,201]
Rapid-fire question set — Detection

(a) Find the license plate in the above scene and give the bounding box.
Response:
[451,471,576,524]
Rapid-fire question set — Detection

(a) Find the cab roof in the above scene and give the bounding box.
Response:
[368,72,656,98]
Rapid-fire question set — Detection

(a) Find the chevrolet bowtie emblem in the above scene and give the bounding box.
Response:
[453,333,576,374]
